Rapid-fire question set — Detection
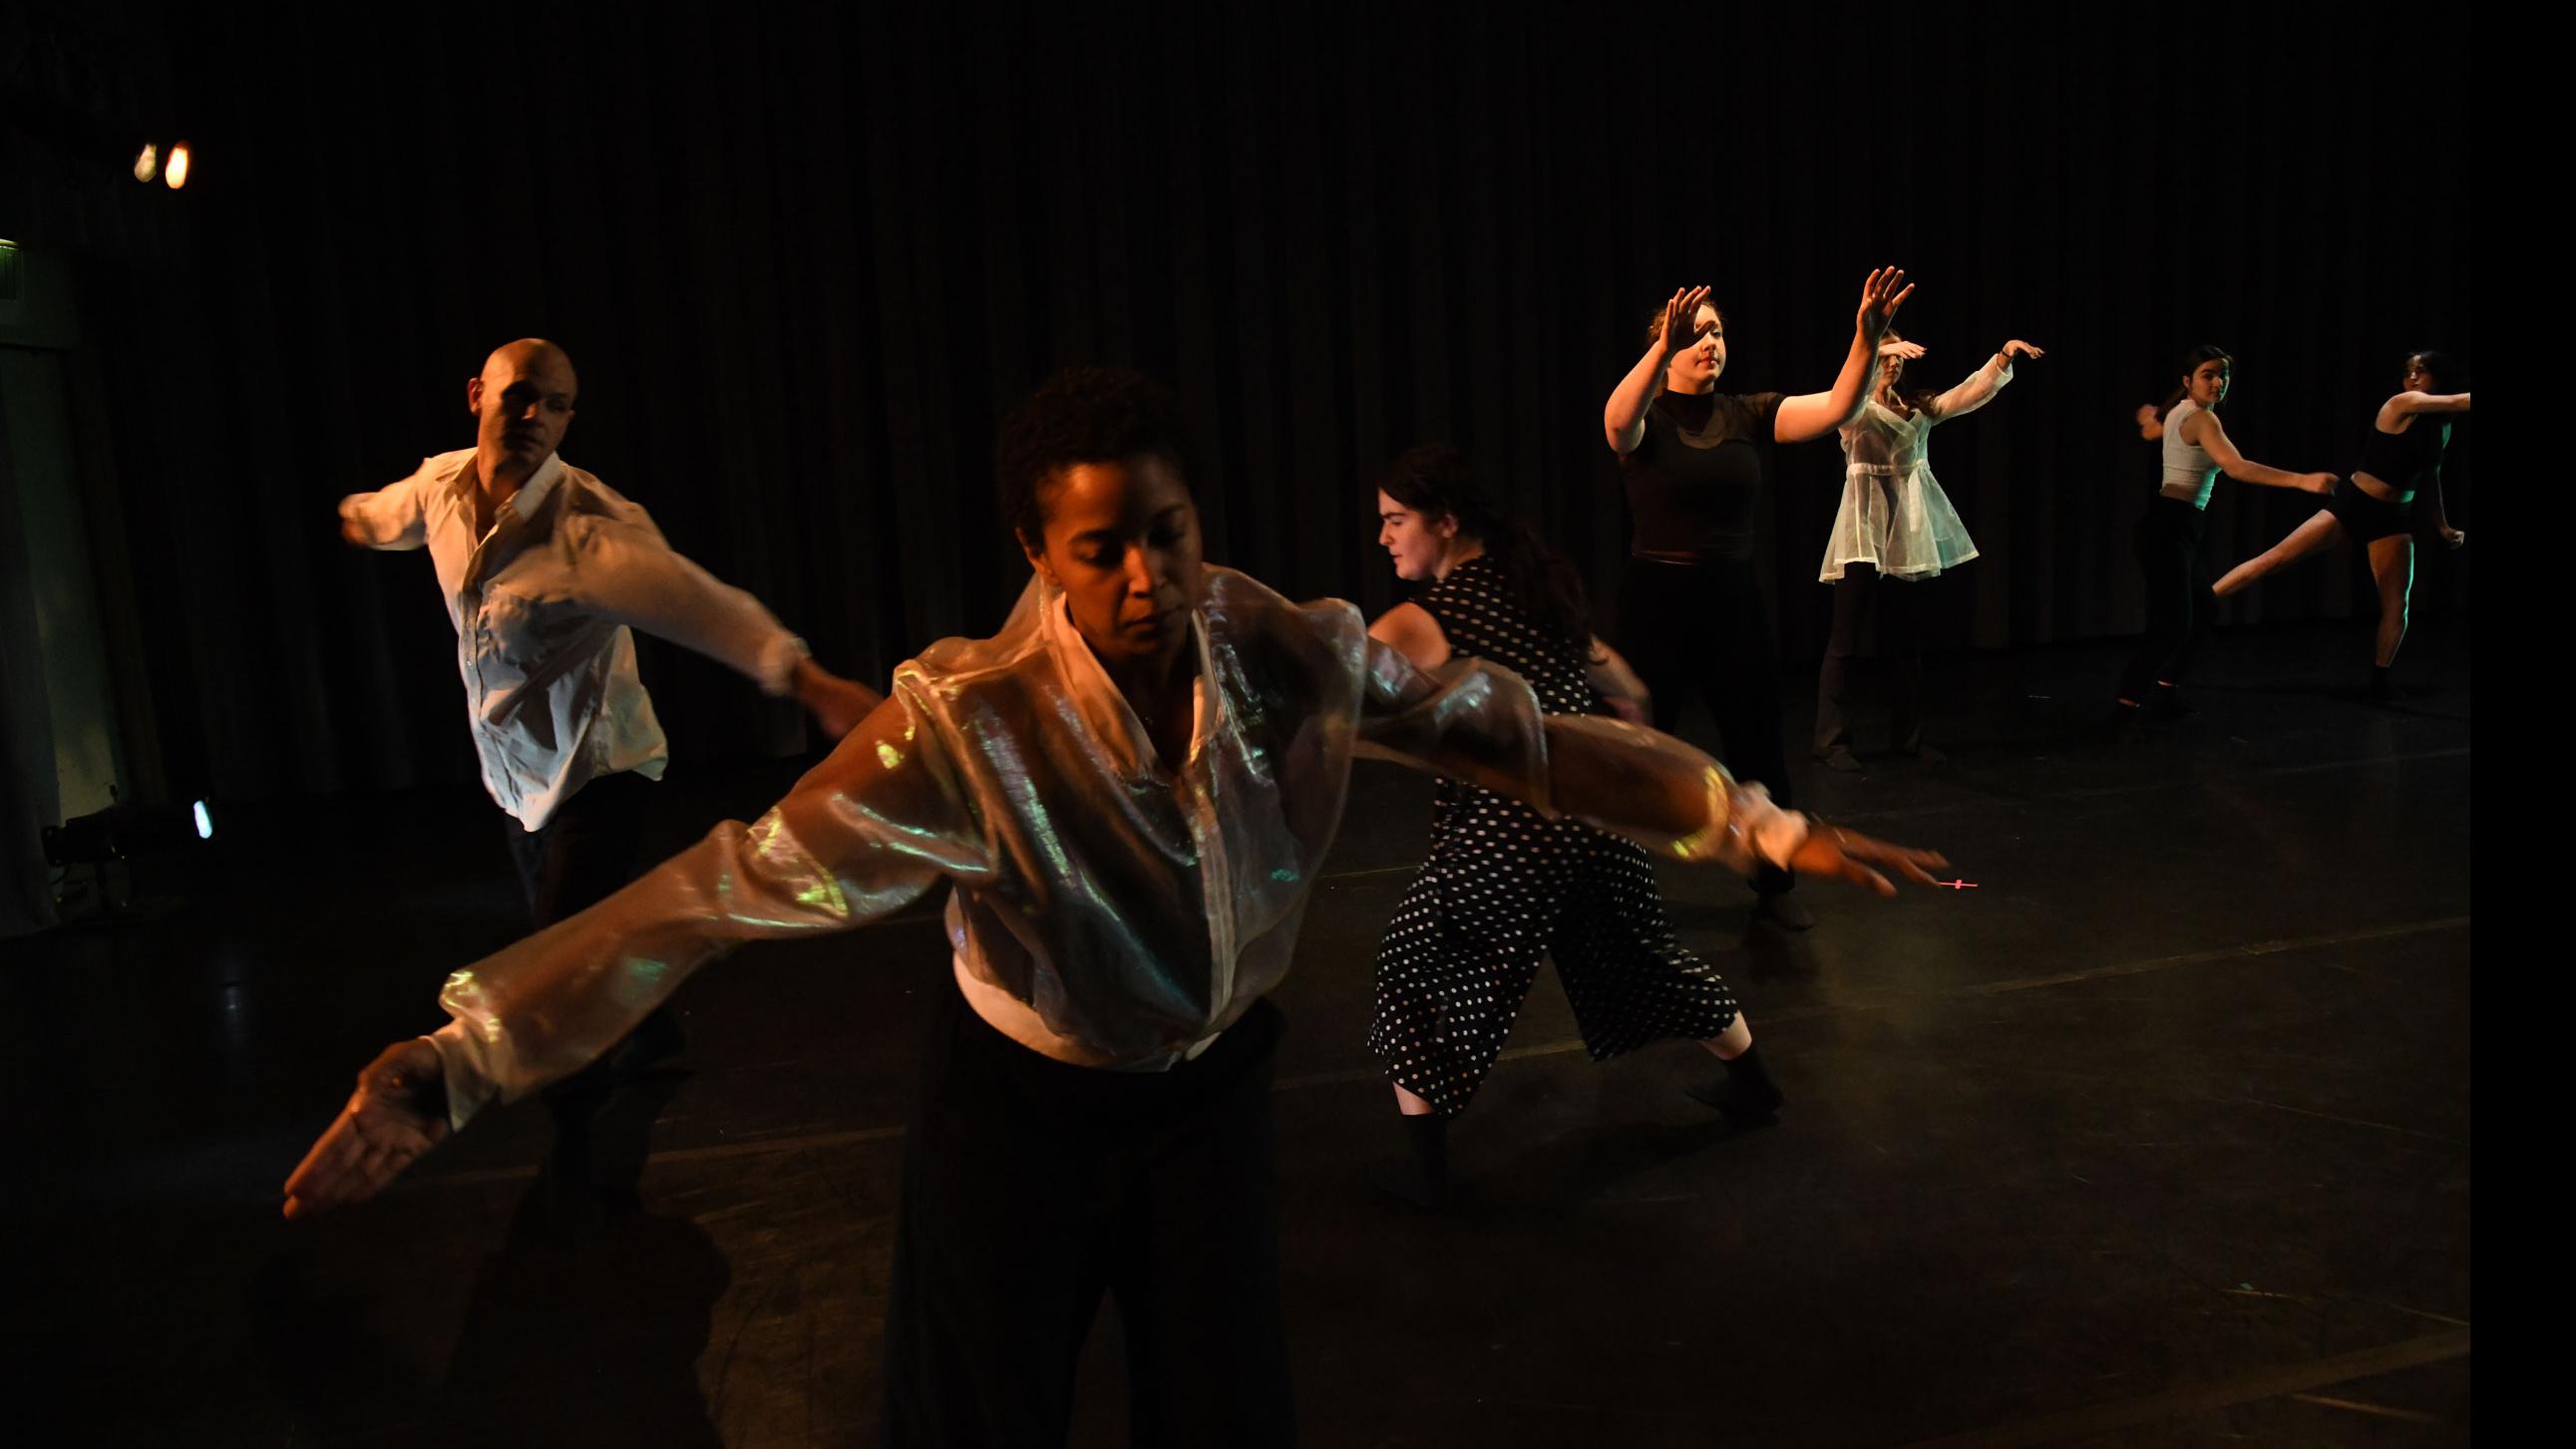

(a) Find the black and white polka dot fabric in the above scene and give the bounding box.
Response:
[1368,556,1739,1117]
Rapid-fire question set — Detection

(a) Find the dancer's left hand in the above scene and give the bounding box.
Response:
[2002,339,2044,360]
[2440,527,2467,549]
[1856,267,1914,343]
[1788,825,1949,897]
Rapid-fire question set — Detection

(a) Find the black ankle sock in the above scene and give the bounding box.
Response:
[1686,1044,1785,1122]
[1721,1046,1785,1116]
[1372,1112,1451,1208]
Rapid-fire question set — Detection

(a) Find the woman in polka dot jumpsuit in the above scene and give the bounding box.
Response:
[1366,445,1793,1208]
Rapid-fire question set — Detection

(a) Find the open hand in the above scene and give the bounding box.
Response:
[1857,266,1915,343]
[1786,825,1949,897]
[282,1038,451,1220]
[1657,285,1714,357]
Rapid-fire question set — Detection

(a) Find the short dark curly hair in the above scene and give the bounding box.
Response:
[993,366,1197,547]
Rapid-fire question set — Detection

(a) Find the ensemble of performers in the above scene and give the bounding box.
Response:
[278,262,2466,1444]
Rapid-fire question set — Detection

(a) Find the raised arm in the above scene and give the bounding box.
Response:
[1927,340,2041,422]
[337,468,435,548]
[281,687,976,1216]
[1606,285,1708,454]
[1774,267,1915,444]
[2381,390,2472,421]
[2184,410,2336,495]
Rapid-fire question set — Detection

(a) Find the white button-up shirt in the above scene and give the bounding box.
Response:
[341,449,808,831]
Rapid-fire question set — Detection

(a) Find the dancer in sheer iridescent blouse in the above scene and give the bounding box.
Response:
[284,367,1948,1445]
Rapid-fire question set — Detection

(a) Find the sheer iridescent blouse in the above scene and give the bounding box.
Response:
[427,566,1807,1126]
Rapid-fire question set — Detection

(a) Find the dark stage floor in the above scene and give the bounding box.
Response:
[6,619,2470,1447]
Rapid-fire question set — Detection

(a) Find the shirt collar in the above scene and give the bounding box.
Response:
[1037,581,1222,777]
[442,451,568,521]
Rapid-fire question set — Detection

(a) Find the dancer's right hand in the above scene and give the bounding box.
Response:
[282,1037,451,1220]
[793,661,887,740]
[2300,472,2339,496]
[1656,285,1712,357]
[2134,404,2160,427]
[1788,826,1949,898]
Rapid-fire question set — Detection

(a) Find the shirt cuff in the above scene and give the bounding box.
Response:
[424,1022,499,1134]
[1733,784,1811,869]
[754,633,813,696]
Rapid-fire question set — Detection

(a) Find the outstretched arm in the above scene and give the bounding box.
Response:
[337,469,434,549]
[1353,639,1945,889]
[572,516,883,735]
[1775,267,1916,443]
[1927,340,2041,421]
[282,688,974,1217]
[2188,410,2337,495]
[2384,390,2471,420]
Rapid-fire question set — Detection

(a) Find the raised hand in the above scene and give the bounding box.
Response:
[2001,339,2045,361]
[1877,339,1929,361]
[1786,824,1949,898]
[1856,267,1915,343]
[1657,285,1714,357]
[282,1037,451,1219]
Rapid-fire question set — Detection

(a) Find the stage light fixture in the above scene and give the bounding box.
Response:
[41,797,216,866]
[135,143,160,182]
[166,143,191,190]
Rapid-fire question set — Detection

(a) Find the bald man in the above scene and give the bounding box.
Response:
[338,341,876,1205]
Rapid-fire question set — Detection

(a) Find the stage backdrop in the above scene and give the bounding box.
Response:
[21,4,2472,805]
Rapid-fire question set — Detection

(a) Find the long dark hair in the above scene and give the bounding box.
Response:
[2158,343,2234,419]
[1379,444,1594,657]
[2404,349,2462,394]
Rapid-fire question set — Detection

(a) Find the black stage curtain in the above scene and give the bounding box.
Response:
[48,5,2472,803]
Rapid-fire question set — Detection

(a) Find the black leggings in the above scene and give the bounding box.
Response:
[1618,556,1794,895]
[1814,563,1930,756]
[2119,497,2210,702]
